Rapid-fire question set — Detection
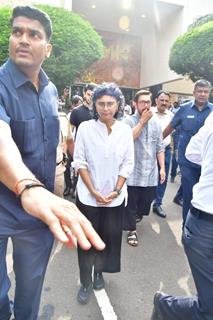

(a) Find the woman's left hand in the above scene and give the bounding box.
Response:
[93,190,113,205]
[105,191,118,201]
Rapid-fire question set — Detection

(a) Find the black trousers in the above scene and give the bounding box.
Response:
[64,155,72,189]
[157,209,213,319]
[76,195,125,287]
[123,186,156,231]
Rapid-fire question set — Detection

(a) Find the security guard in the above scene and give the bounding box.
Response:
[54,104,74,198]
[163,79,213,224]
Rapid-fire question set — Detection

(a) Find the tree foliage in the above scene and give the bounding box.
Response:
[0,5,104,91]
[188,14,213,31]
[169,17,213,84]
[0,7,11,65]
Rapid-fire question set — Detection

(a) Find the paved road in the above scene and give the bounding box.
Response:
[7,178,195,320]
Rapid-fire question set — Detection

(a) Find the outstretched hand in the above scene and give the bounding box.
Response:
[20,187,105,251]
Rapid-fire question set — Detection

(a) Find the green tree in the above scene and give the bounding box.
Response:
[188,14,213,31]
[0,5,104,92]
[0,7,11,65]
[169,16,213,84]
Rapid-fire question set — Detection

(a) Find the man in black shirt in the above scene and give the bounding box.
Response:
[70,83,96,135]
[67,83,96,197]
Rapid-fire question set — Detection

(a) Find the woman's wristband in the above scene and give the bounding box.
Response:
[113,188,121,197]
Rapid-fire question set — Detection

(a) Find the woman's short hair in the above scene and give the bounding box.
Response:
[93,82,124,120]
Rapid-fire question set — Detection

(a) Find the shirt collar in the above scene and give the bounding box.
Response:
[190,100,210,110]
[97,118,118,131]
[153,107,169,115]
[134,110,141,120]
[7,58,49,90]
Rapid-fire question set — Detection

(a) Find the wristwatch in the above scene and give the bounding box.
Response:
[113,188,121,196]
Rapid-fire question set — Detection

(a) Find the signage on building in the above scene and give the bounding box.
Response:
[80,30,141,88]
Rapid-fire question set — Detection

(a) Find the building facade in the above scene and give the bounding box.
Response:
[1,0,212,98]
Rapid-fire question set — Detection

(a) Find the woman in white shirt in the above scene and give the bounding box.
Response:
[74,83,134,304]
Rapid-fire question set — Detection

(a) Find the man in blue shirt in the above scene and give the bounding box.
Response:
[163,79,213,224]
[170,102,183,206]
[0,6,104,320]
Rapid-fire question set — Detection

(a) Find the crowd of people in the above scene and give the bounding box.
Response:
[52,76,213,317]
[0,5,213,320]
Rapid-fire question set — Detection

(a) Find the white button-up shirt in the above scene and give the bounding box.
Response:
[151,107,174,147]
[185,111,213,214]
[73,119,134,207]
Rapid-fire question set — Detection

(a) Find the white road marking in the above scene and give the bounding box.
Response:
[167,219,182,247]
[76,277,118,320]
[167,219,193,294]
[6,239,13,275]
[6,252,13,274]
[94,289,117,320]
[178,276,193,295]
[151,221,160,234]
[50,241,63,263]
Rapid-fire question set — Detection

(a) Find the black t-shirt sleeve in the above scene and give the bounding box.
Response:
[70,109,77,127]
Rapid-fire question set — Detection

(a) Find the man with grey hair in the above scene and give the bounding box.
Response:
[163,79,213,224]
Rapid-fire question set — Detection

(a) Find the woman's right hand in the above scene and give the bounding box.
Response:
[92,190,113,205]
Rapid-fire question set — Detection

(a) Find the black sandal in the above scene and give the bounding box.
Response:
[127,231,138,247]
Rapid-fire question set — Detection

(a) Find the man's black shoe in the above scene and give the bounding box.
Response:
[63,187,71,197]
[153,206,166,218]
[77,283,93,304]
[93,272,105,290]
[151,291,166,320]
[173,196,183,207]
[136,215,143,224]
[71,190,76,199]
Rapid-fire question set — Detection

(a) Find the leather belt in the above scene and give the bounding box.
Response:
[56,159,63,166]
[190,205,213,222]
